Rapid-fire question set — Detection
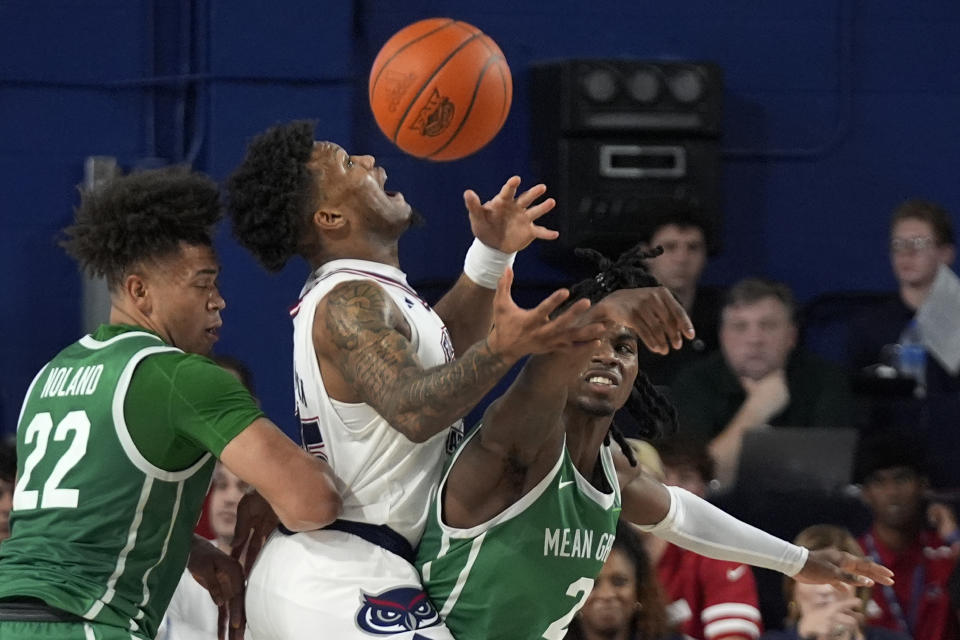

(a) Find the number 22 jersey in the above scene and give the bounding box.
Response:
[0,326,260,639]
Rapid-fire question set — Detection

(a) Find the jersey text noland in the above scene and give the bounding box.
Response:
[39,365,104,398]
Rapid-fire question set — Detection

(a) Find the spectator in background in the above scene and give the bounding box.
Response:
[627,438,666,481]
[762,524,909,640]
[849,200,958,393]
[565,522,681,640]
[639,209,724,387]
[856,433,960,640]
[647,436,763,640]
[0,437,15,545]
[670,279,853,486]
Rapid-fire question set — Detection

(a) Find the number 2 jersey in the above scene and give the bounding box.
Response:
[0,325,262,639]
[416,428,622,640]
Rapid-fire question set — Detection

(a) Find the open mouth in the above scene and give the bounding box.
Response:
[205,326,221,341]
[583,370,620,390]
[379,168,404,200]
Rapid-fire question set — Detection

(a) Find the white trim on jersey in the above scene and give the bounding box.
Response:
[433,428,619,540]
[434,427,565,540]
[112,345,212,482]
[439,532,487,618]
[79,331,163,350]
[136,479,186,621]
[85,476,154,620]
[572,442,618,510]
[16,363,49,431]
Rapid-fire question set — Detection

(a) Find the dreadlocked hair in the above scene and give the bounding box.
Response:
[59,166,221,290]
[226,120,318,272]
[567,243,680,465]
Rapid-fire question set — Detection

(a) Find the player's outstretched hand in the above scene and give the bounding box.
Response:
[487,267,606,361]
[187,537,246,640]
[465,176,559,253]
[794,547,894,590]
[231,491,279,575]
[592,286,695,355]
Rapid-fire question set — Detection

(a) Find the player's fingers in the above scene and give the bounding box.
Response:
[632,313,670,355]
[218,603,228,640]
[640,291,692,350]
[833,570,873,588]
[206,578,224,607]
[526,198,557,220]
[850,557,894,585]
[515,183,547,208]
[533,298,593,342]
[463,189,482,214]
[656,289,696,343]
[531,224,560,241]
[230,509,251,560]
[530,286,574,320]
[243,530,268,573]
[230,531,249,562]
[228,589,246,640]
[493,267,516,308]
[216,567,238,602]
[566,323,606,346]
[497,176,522,201]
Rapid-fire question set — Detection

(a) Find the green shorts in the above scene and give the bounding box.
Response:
[0,620,147,639]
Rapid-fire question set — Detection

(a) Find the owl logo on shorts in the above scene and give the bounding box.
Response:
[355,587,441,634]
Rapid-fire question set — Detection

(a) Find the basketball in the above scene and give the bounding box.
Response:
[369,18,512,162]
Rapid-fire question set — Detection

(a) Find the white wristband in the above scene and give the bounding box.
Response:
[463,238,517,289]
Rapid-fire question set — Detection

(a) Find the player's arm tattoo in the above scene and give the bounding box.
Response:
[324,280,513,442]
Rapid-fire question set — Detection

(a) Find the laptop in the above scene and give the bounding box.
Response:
[735,427,859,494]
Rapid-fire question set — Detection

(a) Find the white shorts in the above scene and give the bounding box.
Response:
[245,529,454,640]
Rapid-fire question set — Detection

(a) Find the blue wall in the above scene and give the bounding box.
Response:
[2,0,959,436]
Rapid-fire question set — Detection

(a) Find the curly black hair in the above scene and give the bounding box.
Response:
[59,166,221,289]
[567,243,680,465]
[226,120,319,272]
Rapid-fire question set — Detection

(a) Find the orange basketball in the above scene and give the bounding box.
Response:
[369,18,512,162]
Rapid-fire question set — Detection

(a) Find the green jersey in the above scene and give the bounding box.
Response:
[416,428,622,640]
[0,325,262,639]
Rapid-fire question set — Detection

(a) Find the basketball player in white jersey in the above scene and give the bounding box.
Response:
[226,120,648,639]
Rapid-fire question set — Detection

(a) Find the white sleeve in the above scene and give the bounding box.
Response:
[636,485,809,576]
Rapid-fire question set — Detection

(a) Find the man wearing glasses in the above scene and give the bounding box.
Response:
[850,199,958,391]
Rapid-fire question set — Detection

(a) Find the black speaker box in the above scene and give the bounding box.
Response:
[529,59,723,258]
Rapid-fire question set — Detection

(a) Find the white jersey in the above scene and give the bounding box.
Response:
[156,568,218,640]
[290,259,463,546]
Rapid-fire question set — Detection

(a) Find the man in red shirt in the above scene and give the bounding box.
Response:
[649,436,763,640]
[857,433,960,640]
